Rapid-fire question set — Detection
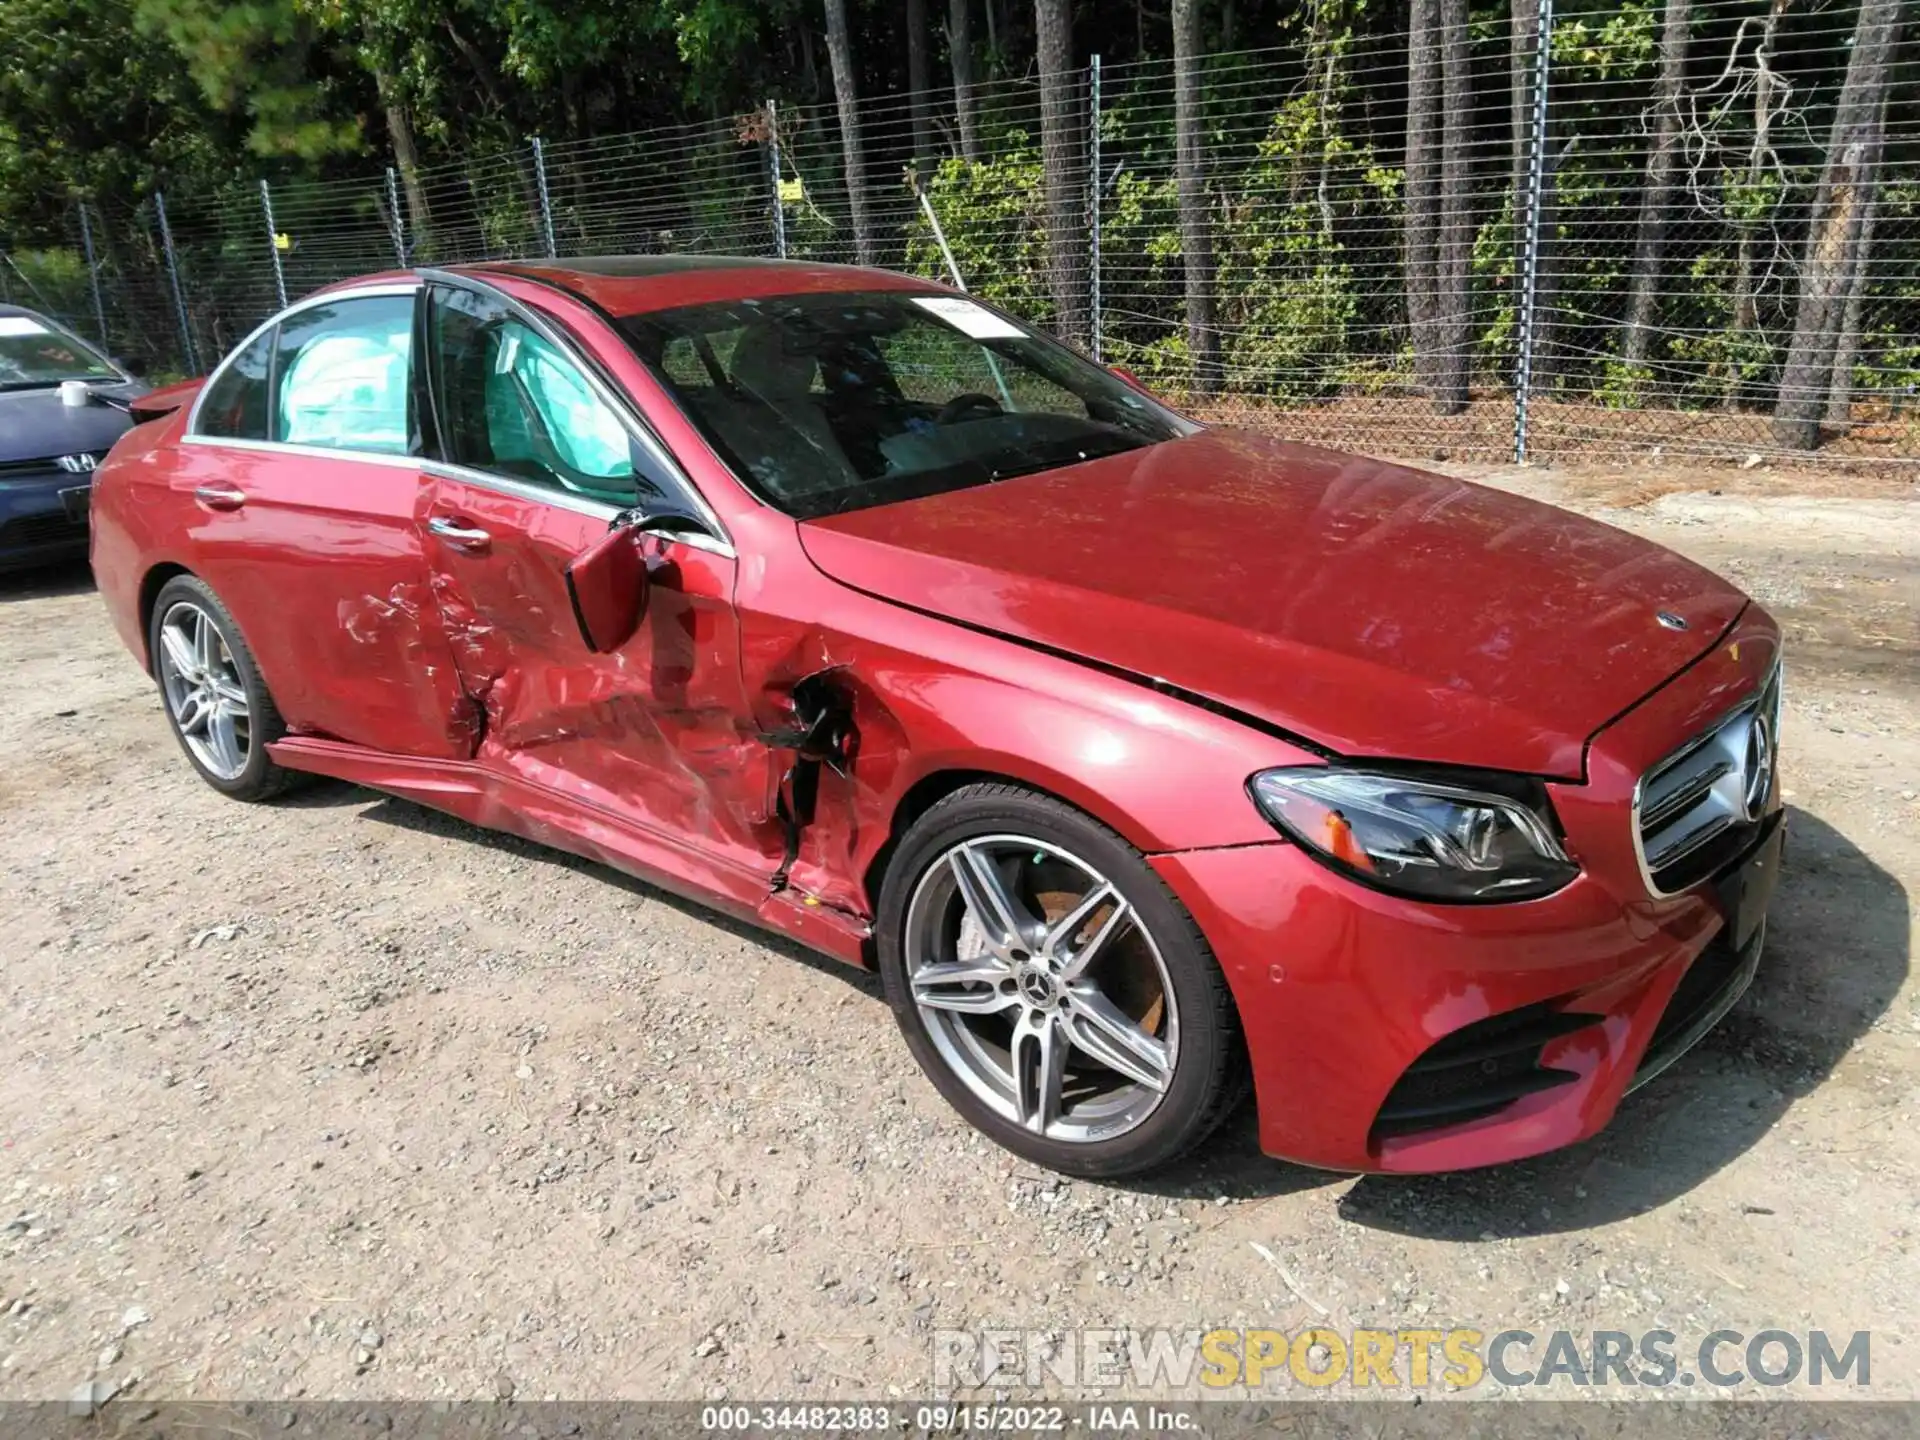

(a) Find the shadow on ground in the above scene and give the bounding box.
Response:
[1331,806,1907,1237]
[291,779,1903,1222]
[0,558,94,602]
[343,785,879,999]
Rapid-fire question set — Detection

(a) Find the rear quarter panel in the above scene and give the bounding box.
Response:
[91,410,190,669]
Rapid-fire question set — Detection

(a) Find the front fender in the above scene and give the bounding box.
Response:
[734,509,1313,917]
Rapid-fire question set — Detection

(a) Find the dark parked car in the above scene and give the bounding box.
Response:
[0,305,147,572]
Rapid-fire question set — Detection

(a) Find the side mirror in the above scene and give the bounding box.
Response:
[1108,364,1151,395]
[565,524,649,653]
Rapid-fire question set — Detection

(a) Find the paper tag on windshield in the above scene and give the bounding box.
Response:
[911,296,1025,340]
[0,316,51,337]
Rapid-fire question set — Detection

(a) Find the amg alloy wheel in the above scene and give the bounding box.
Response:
[147,574,299,801]
[906,835,1178,1141]
[878,783,1244,1177]
[157,599,253,781]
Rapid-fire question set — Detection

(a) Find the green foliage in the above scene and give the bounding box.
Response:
[0,0,1907,432]
[1550,0,1656,79]
[0,0,231,205]
[1472,196,1517,370]
[904,80,1396,405]
[905,141,1055,321]
[1664,248,1770,403]
[1209,91,1378,398]
[135,0,362,159]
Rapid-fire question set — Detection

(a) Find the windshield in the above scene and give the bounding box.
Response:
[618,291,1192,518]
[0,314,119,390]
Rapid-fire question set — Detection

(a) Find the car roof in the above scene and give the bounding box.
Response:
[310,255,944,316]
[462,255,943,317]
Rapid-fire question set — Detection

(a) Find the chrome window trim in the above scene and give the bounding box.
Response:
[179,434,421,470]
[170,438,730,558]
[1629,658,1784,899]
[416,267,733,554]
[420,458,732,557]
[183,282,422,439]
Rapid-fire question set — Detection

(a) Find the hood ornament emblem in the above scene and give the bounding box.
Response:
[1655,611,1689,631]
[1742,710,1774,820]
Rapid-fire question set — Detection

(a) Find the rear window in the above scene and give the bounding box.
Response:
[195,328,273,440]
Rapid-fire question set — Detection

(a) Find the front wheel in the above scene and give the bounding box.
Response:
[877,783,1245,1178]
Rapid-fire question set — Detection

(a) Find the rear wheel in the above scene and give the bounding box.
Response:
[877,783,1244,1177]
[148,574,299,801]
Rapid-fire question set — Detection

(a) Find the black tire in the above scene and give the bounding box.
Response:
[147,573,302,802]
[876,782,1246,1178]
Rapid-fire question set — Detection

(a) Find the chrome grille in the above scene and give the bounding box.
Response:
[0,453,102,483]
[1633,664,1782,897]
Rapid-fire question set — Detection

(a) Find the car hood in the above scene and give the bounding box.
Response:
[0,385,141,466]
[797,430,1748,778]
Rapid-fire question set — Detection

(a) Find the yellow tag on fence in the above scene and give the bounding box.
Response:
[778,178,804,204]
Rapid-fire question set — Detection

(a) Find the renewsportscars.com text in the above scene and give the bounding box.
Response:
[933,1326,1872,1391]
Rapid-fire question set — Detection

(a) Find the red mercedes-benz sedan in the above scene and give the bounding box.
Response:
[91,257,1784,1177]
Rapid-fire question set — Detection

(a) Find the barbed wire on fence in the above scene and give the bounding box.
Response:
[3,0,1913,466]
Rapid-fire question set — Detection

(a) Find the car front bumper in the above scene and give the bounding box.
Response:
[0,474,91,571]
[1152,605,1786,1174]
[1155,815,1779,1173]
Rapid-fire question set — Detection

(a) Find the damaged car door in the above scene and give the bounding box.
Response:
[416,280,781,902]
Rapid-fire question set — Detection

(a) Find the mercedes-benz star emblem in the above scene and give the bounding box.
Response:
[1018,971,1052,1006]
[1656,611,1689,631]
[1743,711,1774,819]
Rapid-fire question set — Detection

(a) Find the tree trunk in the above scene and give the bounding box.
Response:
[1509,0,1561,392]
[443,20,513,116]
[908,0,933,179]
[1036,0,1089,346]
[1826,94,1887,428]
[1171,0,1220,395]
[376,68,432,246]
[823,0,876,265]
[1621,0,1691,372]
[800,23,820,96]
[1407,0,1442,392]
[1824,186,1879,429]
[1509,0,1534,237]
[1432,0,1471,413]
[950,0,981,160]
[1772,0,1902,449]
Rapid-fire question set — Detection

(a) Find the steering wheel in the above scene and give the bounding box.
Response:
[936,392,1004,425]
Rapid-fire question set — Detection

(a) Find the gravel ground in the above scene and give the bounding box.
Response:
[1,465,1915,1409]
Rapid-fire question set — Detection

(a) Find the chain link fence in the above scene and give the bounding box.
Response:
[4,0,1914,467]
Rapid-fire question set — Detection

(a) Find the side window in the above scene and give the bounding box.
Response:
[428,286,647,507]
[274,295,414,454]
[195,328,274,440]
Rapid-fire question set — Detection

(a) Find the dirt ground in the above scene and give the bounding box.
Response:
[0,459,1915,1409]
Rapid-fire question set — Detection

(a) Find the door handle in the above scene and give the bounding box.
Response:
[428,515,492,552]
[193,482,247,512]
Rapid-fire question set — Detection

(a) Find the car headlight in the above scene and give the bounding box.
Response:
[1249,766,1578,902]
